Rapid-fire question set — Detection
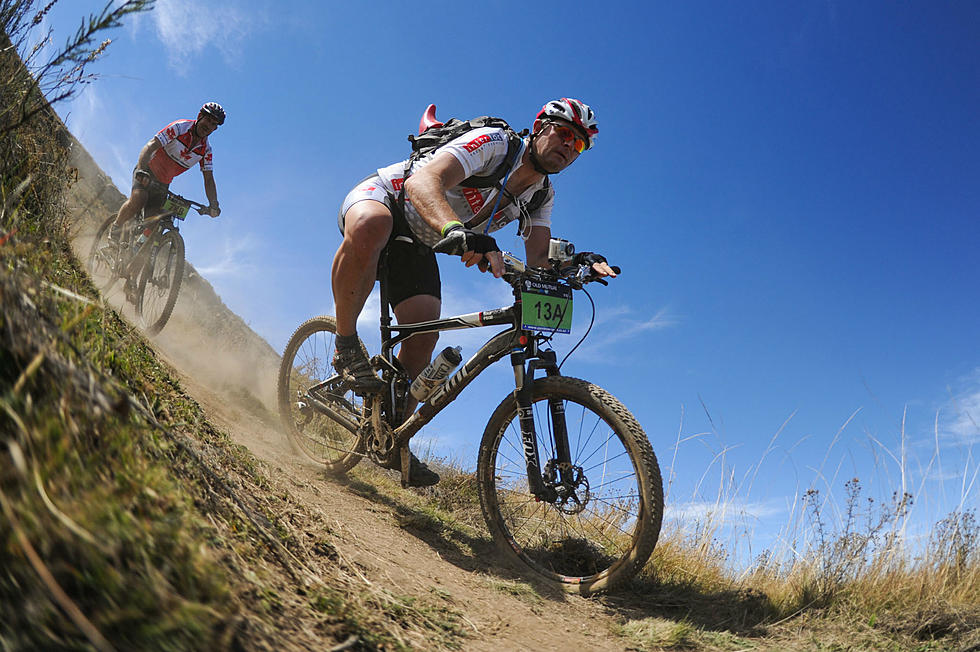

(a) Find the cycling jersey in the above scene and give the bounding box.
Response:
[370,126,554,248]
[147,119,214,185]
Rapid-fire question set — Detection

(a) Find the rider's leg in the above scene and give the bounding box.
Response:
[392,293,440,417]
[330,199,391,393]
[392,294,440,380]
[331,199,392,337]
[385,292,443,486]
[113,186,148,231]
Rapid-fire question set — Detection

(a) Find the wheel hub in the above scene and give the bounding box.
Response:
[543,460,591,515]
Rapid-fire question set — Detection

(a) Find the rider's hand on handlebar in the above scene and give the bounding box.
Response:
[573,251,619,279]
[432,223,504,278]
[206,203,221,218]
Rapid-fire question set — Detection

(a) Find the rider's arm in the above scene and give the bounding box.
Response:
[202,170,220,217]
[406,152,504,277]
[136,138,161,172]
[403,151,467,234]
[525,225,551,268]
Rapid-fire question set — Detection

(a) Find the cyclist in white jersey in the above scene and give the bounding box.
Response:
[332,98,615,485]
[109,102,225,243]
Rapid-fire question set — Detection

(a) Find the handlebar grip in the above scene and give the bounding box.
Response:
[611,265,621,275]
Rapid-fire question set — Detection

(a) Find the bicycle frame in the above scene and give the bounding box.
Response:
[122,213,179,280]
[375,250,570,498]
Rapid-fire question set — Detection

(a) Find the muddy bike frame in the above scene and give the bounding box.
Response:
[344,248,593,493]
[115,193,206,282]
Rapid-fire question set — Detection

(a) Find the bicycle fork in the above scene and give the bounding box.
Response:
[512,346,572,503]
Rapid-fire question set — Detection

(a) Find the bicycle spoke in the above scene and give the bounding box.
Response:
[481,376,662,590]
[278,317,363,472]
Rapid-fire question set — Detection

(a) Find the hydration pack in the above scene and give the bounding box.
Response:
[400,110,551,218]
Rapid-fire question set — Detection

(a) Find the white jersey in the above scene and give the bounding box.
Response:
[374,127,554,248]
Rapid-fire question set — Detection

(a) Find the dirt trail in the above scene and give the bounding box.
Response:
[66,140,632,650]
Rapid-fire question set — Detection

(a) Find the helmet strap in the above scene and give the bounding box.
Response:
[527,129,553,175]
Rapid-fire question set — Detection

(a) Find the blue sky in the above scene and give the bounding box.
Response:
[40,1,979,564]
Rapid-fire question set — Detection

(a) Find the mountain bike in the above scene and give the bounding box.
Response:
[88,192,208,335]
[277,241,664,594]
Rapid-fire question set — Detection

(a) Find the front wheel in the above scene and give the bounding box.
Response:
[136,230,184,335]
[276,316,365,473]
[477,376,663,594]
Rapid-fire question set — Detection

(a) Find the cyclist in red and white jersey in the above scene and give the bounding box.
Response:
[332,98,616,486]
[109,102,225,243]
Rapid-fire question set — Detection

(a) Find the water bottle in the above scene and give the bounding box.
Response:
[410,346,462,401]
[133,226,151,250]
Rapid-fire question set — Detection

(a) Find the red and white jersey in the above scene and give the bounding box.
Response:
[148,119,213,184]
[374,126,554,248]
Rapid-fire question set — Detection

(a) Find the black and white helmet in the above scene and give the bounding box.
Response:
[536,98,598,149]
[200,101,226,125]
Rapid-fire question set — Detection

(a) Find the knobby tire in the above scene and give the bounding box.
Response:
[136,230,184,336]
[88,215,121,290]
[276,316,365,473]
[477,376,663,594]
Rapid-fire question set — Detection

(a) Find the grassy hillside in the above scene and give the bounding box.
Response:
[2,8,978,650]
[0,34,468,651]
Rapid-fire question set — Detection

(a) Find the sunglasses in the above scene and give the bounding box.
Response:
[548,123,588,154]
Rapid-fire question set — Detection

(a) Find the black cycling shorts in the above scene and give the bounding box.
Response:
[381,233,441,308]
[338,175,441,309]
[131,168,169,214]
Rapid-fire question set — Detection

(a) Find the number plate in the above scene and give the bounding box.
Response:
[520,279,573,334]
[161,195,190,220]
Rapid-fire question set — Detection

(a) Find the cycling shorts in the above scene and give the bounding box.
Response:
[338,175,441,308]
[131,167,170,214]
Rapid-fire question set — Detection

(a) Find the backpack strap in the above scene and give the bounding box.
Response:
[458,130,525,188]
[397,124,526,228]
[525,176,551,214]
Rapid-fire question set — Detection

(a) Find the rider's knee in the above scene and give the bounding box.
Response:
[343,204,392,247]
[121,190,147,216]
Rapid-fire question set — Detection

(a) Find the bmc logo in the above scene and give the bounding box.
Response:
[462,132,502,153]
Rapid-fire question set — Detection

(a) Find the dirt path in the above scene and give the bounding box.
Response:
[150,319,629,650]
[70,222,629,649]
[64,137,639,648]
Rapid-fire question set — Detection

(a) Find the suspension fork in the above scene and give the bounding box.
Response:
[513,342,569,501]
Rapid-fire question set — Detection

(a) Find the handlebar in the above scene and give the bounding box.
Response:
[500,252,619,289]
[169,193,217,217]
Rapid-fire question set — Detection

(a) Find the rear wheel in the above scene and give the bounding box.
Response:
[477,376,663,594]
[277,316,364,472]
[87,215,121,289]
[136,230,184,335]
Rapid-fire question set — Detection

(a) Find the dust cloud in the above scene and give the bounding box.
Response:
[66,133,281,421]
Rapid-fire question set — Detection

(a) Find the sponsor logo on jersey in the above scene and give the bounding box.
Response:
[391,178,404,191]
[462,187,484,214]
[463,132,503,153]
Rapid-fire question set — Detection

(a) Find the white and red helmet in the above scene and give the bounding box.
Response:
[536,98,598,149]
